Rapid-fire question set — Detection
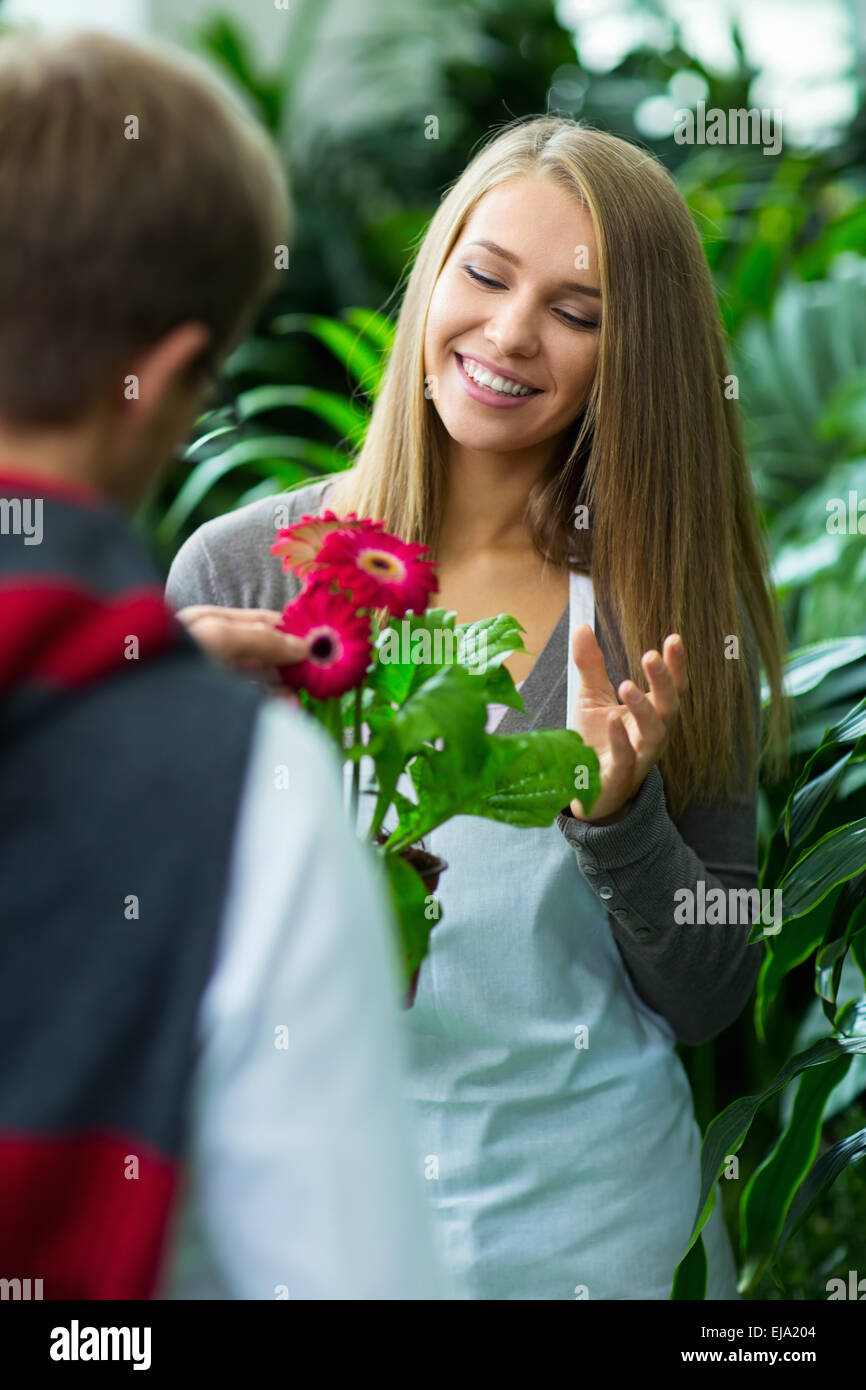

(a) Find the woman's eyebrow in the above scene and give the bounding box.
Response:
[463,239,601,297]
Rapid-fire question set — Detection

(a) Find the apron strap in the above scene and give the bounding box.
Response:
[566,570,595,733]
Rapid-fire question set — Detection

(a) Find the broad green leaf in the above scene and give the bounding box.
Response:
[737,1055,851,1293]
[760,638,866,706]
[235,385,368,443]
[453,613,528,671]
[465,731,599,826]
[379,850,438,985]
[342,306,396,352]
[784,752,851,847]
[815,876,866,1021]
[680,1004,866,1264]
[776,816,866,920]
[270,312,383,391]
[670,1232,708,1301]
[777,1124,866,1256]
[753,895,838,1039]
[473,662,527,713]
[184,423,239,459]
[368,665,489,833]
[371,609,463,703]
[387,729,600,850]
[158,441,320,542]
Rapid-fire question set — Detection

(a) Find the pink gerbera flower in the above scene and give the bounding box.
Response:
[276,581,372,699]
[313,528,438,619]
[270,510,383,577]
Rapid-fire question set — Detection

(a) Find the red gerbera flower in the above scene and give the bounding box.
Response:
[270,510,383,577]
[313,528,438,619]
[276,581,372,699]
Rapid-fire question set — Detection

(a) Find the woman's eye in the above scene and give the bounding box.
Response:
[464,266,505,289]
[556,309,599,330]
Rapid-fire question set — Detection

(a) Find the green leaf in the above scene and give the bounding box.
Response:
[184,423,239,459]
[737,1055,851,1292]
[753,894,838,1039]
[453,612,528,671]
[387,729,600,850]
[368,665,489,834]
[670,1232,708,1301]
[784,752,851,847]
[370,609,462,703]
[269,312,384,392]
[235,385,368,444]
[379,850,438,985]
[680,1005,866,1264]
[760,638,866,706]
[342,306,396,352]
[814,875,866,1021]
[159,436,346,541]
[777,1124,866,1256]
[776,816,866,920]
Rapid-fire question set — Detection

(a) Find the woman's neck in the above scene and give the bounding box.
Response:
[437,440,555,559]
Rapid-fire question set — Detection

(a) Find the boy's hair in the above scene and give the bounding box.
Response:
[0,27,291,424]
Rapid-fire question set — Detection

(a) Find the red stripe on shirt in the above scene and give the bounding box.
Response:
[0,465,106,507]
[0,1130,177,1299]
[0,580,181,690]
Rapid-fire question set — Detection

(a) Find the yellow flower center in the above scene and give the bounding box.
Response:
[358,548,406,583]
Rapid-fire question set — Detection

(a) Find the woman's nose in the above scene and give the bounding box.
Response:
[483,294,540,360]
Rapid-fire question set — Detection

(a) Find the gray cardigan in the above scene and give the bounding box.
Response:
[165,475,764,1045]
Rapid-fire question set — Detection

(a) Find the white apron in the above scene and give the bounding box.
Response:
[361,572,738,1300]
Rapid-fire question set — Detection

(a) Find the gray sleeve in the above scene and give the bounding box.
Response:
[556,624,764,1047]
[164,482,332,614]
[165,527,230,611]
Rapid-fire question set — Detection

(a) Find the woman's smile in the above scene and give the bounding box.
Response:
[454,351,543,408]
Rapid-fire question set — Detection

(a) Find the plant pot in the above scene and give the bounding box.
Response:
[376,833,447,1008]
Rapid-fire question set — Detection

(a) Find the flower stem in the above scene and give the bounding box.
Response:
[350,686,362,827]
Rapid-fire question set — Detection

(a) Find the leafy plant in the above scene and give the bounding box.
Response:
[672,638,866,1298]
[269,510,600,1000]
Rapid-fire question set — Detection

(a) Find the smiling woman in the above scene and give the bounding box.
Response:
[166,115,790,1301]
[425,182,601,438]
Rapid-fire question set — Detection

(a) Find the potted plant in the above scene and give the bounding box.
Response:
[270,509,600,1005]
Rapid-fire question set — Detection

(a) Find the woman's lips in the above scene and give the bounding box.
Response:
[454,353,542,409]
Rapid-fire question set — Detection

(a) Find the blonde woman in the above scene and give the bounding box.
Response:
[167,116,788,1300]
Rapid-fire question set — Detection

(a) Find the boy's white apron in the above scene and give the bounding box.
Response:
[366,571,738,1300]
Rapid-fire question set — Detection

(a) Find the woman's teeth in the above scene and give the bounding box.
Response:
[459,356,536,397]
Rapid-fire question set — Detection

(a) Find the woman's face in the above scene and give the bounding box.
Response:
[423,175,601,457]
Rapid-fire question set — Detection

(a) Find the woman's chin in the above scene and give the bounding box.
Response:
[435,403,537,453]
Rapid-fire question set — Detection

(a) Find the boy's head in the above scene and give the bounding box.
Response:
[0,28,290,506]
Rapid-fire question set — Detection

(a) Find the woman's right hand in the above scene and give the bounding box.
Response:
[175,604,309,697]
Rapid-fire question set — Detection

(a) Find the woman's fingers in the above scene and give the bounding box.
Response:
[639,639,684,725]
[607,706,636,768]
[572,623,617,705]
[663,633,688,696]
[618,678,666,754]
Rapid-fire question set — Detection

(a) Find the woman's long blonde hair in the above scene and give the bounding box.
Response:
[328,116,788,818]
